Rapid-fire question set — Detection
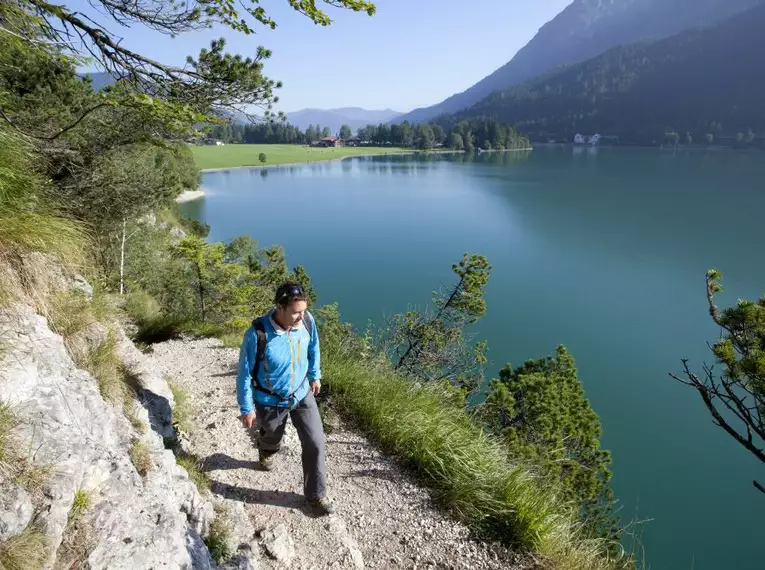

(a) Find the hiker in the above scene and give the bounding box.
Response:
[236,282,333,516]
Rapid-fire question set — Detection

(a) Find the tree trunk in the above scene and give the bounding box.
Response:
[196,263,206,322]
[119,218,126,295]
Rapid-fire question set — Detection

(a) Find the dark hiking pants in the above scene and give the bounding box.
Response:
[254,391,326,501]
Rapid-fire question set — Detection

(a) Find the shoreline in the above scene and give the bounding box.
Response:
[198,147,533,173]
[175,189,205,203]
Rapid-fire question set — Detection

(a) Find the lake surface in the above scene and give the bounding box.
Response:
[181,147,764,570]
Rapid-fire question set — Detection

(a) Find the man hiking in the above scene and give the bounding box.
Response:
[236,282,333,516]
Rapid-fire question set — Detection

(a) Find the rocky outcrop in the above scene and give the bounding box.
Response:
[0,481,33,541]
[0,303,240,569]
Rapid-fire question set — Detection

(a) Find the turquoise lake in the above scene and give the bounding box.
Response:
[181,147,764,570]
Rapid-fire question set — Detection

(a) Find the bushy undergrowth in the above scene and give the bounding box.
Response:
[0,127,85,306]
[319,310,632,570]
[204,505,233,564]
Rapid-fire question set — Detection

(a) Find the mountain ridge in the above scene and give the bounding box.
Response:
[286,107,403,134]
[396,0,763,124]
[449,2,765,144]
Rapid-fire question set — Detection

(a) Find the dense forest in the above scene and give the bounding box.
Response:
[452,3,765,146]
[208,118,531,150]
[208,121,331,144]
[356,118,530,150]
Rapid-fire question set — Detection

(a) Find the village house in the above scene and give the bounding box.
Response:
[314,136,344,147]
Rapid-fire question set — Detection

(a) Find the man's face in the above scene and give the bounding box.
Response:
[280,299,307,328]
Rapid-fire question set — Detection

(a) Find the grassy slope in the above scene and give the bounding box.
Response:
[189,144,411,170]
[323,350,632,570]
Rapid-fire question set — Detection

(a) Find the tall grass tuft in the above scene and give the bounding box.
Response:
[0,126,85,305]
[176,454,210,491]
[204,505,233,564]
[167,379,193,434]
[323,351,632,570]
[54,489,95,570]
[129,440,153,477]
[0,402,17,480]
[0,523,48,570]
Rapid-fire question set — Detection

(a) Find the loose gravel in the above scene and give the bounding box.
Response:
[150,336,534,570]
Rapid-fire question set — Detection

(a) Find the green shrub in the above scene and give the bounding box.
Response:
[204,505,233,564]
[484,346,617,540]
[176,454,210,491]
[168,380,193,434]
[124,289,162,325]
[71,489,91,516]
[323,352,631,570]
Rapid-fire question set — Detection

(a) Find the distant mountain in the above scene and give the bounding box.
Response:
[396,0,763,125]
[449,3,765,145]
[79,71,115,91]
[285,107,403,134]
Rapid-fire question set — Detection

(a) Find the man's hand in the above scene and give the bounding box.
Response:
[240,411,255,429]
[310,380,321,396]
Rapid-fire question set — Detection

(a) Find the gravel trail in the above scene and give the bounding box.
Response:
[150,337,531,570]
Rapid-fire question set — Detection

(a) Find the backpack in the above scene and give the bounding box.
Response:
[250,312,314,404]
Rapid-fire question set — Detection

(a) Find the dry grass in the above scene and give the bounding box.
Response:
[129,441,153,477]
[48,293,148,436]
[0,403,50,505]
[0,402,16,480]
[0,126,86,307]
[53,490,95,570]
[0,523,48,570]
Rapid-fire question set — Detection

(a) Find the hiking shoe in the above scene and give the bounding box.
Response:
[257,455,275,471]
[306,497,334,517]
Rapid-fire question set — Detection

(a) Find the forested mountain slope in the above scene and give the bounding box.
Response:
[396,0,762,125]
[451,3,765,144]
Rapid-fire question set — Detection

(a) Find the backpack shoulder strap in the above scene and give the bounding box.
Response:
[303,311,314,339]
[251,317,270,385]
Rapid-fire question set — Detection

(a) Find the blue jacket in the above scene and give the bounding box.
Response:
[236,309,321,413]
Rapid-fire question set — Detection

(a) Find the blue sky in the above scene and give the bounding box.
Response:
[72,0,572,113]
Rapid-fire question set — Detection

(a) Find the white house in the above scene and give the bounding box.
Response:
[574,134,586,144]
[588,134,602,146]
[215,140,225,146]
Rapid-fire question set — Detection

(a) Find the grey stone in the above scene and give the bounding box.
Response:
[0,304,216,570]
[261,523,294,564]
[226,501,254,554]
[220,554,259,570]
[71,274,93,300]
[0,479,34,541]
[114,326,176,441]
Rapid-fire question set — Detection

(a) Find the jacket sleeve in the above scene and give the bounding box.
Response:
[307,313,321,381]
[236,327,257,415]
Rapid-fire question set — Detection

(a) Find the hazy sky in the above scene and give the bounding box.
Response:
[71,0,572,113]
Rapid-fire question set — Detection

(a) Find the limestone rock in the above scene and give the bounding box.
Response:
[227,501,255,553]
[0,479,34,541]
[220,554,259,570]
[261,523,294,564]
[0,304,215,569]
[114,326,176,442]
